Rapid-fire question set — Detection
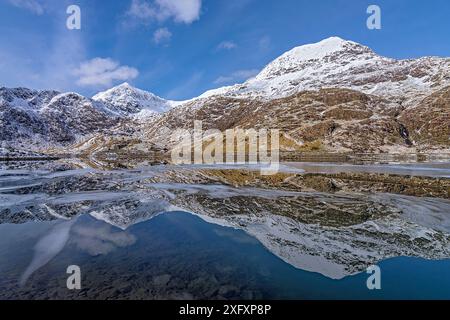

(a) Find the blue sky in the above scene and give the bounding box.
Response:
[0,0,449,100]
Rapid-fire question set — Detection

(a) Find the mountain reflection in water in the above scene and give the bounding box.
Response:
[0,160,449,299]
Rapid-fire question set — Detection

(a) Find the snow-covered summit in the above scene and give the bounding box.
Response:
[282,36,361,60]
[193,37,450,104]
[255,37,374,81]
[93,82,176,116]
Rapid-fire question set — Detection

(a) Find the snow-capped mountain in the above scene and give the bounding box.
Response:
[0,83,177,155]
[93,82,177,117]
[137,37,450,153]
[1,37,449,156]
[0,88,121,152]
[0,88,57,146]
[39,92,120,143]
[0,87,60,110]
[200,37,450,106]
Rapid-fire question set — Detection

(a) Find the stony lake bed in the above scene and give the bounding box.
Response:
[0,157,450,299]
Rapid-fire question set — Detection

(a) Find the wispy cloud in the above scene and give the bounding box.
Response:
[127,0,202,24]
[216,41,237,51]
[259,35,271,51]
[7,0,44,15]
[166,71,203,100]
[74,58,139,88]
[214,69,259,85]
[0,22,87,93]
[153,27,172,44]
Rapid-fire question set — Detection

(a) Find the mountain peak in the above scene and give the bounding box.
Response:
[298,36,350,51]
[115,82,134,90]
[200,37,450,102]
[252,37,375,83]
[270,37,370,65]
[93,83,174,116]
[96,82,150,96]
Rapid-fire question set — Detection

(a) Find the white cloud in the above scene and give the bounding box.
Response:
[127,0,156,20]
[217,41,237,51]
[259,35,271,50]
[214,69,259,85]
[74,58,139,87]
[7,0,44,15]
[128,0,202,24]
[153,27,172,44]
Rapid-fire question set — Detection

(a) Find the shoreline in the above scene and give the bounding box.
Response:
[2,151,450,165]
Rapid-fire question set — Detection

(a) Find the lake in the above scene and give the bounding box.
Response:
[0,160,449,299]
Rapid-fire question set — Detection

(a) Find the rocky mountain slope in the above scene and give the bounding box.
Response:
[399,86,450,148]
[143,88,410,153]
[0,88,121,152]
[1,37,449,156]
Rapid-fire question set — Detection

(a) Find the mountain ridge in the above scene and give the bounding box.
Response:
[1,37,449,156]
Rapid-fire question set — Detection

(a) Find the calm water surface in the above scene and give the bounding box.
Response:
[0,160,449,300]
